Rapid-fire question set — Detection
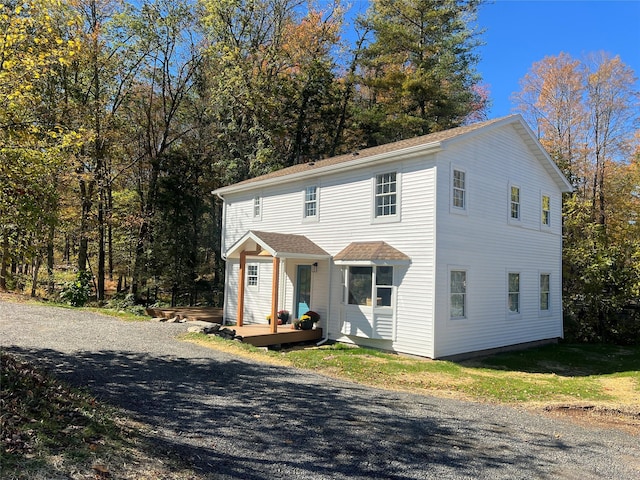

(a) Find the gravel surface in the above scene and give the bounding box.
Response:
[1,301,639,480]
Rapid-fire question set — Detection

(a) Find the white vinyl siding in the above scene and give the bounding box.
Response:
[221,117,568,359]
[434,124,565,358]
[221,159,436,357]
[343,265,397,341]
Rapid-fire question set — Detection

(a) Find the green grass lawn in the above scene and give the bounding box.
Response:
[185,334,640,407]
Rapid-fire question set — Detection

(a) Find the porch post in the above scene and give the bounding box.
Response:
[270,256,279,333]
[238,251,247,326]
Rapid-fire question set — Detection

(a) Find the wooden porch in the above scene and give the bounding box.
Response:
[234,325,323,347]
[145,306,223,323]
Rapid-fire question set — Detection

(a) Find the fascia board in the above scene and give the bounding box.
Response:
[334,260,411,266]
[273,253,331,260]
[213,143,443,196]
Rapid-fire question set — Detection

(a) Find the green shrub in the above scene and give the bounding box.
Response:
[59,271,92,307]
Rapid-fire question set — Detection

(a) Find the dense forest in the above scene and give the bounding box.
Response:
[1,0,639,343]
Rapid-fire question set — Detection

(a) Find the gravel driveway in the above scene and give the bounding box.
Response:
[1,301,638,480]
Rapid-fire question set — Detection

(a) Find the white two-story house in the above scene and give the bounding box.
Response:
[213,115,573,359]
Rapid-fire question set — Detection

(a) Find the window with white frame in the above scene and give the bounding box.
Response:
[253,196,261,218]
[375,266,393,307]
[452,169,466,209]
[304,186,317,218]
[508,272,520,313]
[510,186,520,220]
[540,273,550,311]
[542,195,550,226]
[247,264,258,286]
[375,172,397,217]
[450,270,467,318]
[347,266,394,307]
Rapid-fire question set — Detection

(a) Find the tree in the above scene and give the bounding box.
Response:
[352,0,485,146]
[0,0,83,293]
[514,52,640,344]
[120,0,202,297]
[584,53,638,225]
[512,53,588,187]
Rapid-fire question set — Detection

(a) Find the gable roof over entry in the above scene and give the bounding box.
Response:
[225,230,330,260]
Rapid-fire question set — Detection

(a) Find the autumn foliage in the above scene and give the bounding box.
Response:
[514,52,640,344]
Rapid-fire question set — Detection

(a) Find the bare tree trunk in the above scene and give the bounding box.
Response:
[108,183,114,281]
[31,255,42,297]
[78,177,93,272]
[330,32,368,157]
[0,228,9,291]
[46,222,55,295]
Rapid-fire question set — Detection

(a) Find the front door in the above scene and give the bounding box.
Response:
[295,265,312,319]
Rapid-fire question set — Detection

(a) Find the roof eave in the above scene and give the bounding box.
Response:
[334,259,411,266]
[213,142,443,196]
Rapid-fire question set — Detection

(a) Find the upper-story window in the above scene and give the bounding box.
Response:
[542,195,550,226]
[304,186,317,218]
[253,196,261,218]
[510,186,520,220]
[452,169,466,210]
[375,172,397,218]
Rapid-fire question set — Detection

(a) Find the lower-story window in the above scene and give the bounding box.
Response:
[508,272,520,314]
[540,273,550,311]
[247,264,258,286]
[450,270,467,319]
[347,266,394,307]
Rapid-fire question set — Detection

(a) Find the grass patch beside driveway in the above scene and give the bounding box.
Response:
[184,334,640,410]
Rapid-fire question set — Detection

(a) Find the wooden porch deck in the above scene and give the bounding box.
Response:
[234,325,323,347]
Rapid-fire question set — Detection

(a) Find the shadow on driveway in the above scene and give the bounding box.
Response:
[4,345,587,479]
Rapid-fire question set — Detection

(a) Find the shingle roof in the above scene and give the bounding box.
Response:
[215,115,516,193]
[251,231,329,257]
[334,241,410,262]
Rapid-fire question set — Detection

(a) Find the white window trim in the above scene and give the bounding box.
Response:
[450,165,468,215]
[541,192,551,229]
[302,185,319,222]
[372,170,401,224]
[449,266,468,320]
[507,271,521,317]
[253,195,262,220]
[509,184,521,224]
[247,264,259,288]
[342,265,398,341]
[539,272,551,315]
[343,265,397,308]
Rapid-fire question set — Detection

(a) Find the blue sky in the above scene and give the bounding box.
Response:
[478,0,640,117]
[341,0,640,119]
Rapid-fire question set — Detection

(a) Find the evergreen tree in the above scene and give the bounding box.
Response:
[352,0,485,146]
